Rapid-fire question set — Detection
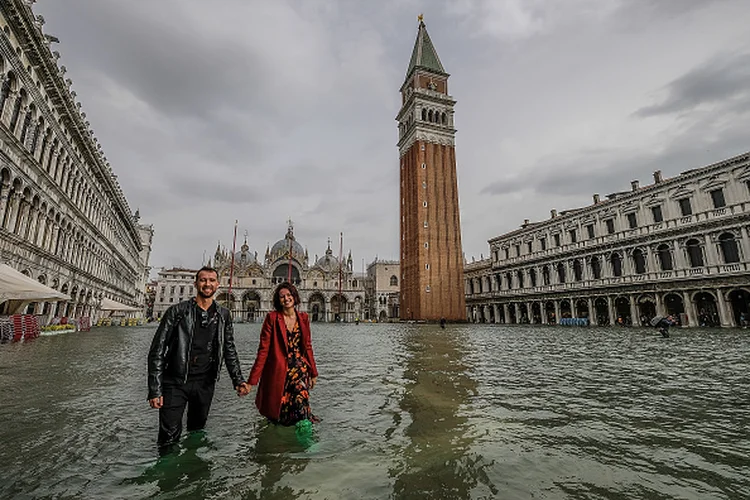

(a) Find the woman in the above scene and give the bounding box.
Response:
[247,282,319,426]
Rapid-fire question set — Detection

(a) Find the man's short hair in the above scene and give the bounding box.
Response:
[195,266,219,281]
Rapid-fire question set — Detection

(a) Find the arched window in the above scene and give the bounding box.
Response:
[428,110,433,122]
[632,248,646,274]
[686,239,704,267]
[542,266,550,286]
[0,73,12,114]
[657,244,673,271]
[9,89,25,132]
[421,109,426,121]
[441,112,447,124]
[719,233,740,263]
[610,253,623,277]
[591,256,602,279]
[556,263,566,283]
[573,259,583,281]
[506,272,513,290]
[529,268,537,287]
[19,103,33,144]
[389,275,398,286]
[517,270,525,288]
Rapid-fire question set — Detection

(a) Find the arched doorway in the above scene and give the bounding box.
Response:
[728,289,750,326]
[507,303,517,324]
[531,302,542,324]
[330,294,348,322]
[545,301,556,324]
[215,292,237,318]
[272,264,301,286]
[518,303,529,323]
[614,296,630,325]
[594,298,609,325]
[575,299,589,319]
[308,293,326,322]
[663,293,685,325]
[637,295,656,326]
[694,291,718,327]
[559,299,572,319]
[242,291,261,322]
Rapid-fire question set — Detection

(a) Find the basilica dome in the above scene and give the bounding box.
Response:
[314,246,340,272]
[268,225,306,263]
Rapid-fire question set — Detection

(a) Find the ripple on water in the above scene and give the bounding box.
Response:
[0,324,749,499]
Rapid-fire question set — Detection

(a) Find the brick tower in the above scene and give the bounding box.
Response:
[397,17,465,321]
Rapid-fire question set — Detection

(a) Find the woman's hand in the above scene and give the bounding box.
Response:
[310,377,317,389]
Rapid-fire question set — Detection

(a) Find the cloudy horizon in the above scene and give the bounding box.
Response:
[35,0,750,274]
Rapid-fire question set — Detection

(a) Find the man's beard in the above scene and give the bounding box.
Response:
[197,288,215,299]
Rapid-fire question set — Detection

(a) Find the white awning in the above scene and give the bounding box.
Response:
[0,264,70,302]
[100,297,141,311]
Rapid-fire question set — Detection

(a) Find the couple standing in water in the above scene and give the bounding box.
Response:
[146,266,319,448]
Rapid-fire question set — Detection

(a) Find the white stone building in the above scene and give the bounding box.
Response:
[152,268,198,318]
[0,1,152,322]
[365,259,400,321]
[465,152,750,328]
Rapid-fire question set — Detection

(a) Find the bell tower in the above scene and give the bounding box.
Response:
[397,16,465,322]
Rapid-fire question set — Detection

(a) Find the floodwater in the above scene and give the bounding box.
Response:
[0,323,748,499]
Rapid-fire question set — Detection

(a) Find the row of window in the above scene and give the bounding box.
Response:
[495,185,743,260]
[472,233,742,293]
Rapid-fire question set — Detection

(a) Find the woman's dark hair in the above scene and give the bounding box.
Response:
[273,282,300,312]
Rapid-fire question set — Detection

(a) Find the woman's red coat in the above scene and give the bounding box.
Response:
[248,310,318,420]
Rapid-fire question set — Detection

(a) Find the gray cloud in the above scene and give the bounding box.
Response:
[636,52,750,117]
[34,0,750,267]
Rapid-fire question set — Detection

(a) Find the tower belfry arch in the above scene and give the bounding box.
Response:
[397,16,465,321]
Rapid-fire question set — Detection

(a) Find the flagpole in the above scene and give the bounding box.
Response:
[227,220,238,313]
[338,232,343,320]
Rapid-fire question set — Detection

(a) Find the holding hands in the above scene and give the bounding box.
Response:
[236,382,253,397]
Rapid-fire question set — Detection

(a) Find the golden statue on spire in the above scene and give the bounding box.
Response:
[418,13,423,23]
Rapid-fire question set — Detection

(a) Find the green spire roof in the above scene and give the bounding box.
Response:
[405,19,446,79]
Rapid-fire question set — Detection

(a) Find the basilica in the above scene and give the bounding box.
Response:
[209,223,366,322]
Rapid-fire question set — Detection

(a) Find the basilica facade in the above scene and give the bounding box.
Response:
[465,152,750,328]
[0,1,152,322]
[210,224,366,322]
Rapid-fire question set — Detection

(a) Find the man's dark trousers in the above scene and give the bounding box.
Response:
[158,376,215,446]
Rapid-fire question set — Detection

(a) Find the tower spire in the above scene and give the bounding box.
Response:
[405,16,446,82]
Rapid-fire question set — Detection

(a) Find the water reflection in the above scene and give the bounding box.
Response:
[241,422,314,500]
[391,325,497,498]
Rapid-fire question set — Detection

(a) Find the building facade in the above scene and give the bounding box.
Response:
[365,259,400,322]
[465,152,750,328]
[397,18,465,321]
[152,268,197,318]
[211,223,366,322]
[0,1,152,322]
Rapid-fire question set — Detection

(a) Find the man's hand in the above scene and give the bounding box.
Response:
[236,382,251,397]
[149,396,163,409]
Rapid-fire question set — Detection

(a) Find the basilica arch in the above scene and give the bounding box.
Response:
[308,292,326,322]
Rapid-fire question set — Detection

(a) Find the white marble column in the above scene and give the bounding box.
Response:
[629,295,639,326]
[553,300,561,325]
[655,293,666,317]
[716,289,732,327]
[682,290,697,327]
[588,298,597,325]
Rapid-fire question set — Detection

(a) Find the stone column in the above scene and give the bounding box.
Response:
[704,233,719,267]
[715,288,732,327]
[740,227,750,263]
[540,302,548,324]
[655,293,666,317]
[492,304,500,324]
[502,303,509,324]
[607,296,616,326]
[629,295,640,326]
[673,240,687,269]
[0,181,9,224]
[588,297,597,325]
[553,300,561,325]
[5,192,22,233]
[682,290,697,327]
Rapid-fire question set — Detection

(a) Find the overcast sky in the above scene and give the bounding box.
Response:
[35,0,750,273]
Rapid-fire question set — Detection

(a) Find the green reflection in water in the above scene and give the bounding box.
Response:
[391,325,498,499]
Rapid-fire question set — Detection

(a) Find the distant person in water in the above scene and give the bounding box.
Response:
[147,266,248,449]
[654,315,676,338]
[246,282,319,427]
[440,317,446,329]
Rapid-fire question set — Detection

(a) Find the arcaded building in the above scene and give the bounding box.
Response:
[0,1,152,321]
[397,18,465,321]
[365,259,400,322]
[465,152,750,328]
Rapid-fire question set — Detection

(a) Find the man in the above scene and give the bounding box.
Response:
[147,266,249,448]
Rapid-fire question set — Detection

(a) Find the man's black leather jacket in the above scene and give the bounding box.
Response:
[147,299,244,399]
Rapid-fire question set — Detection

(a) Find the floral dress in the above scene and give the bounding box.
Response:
[277,317,317,426]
